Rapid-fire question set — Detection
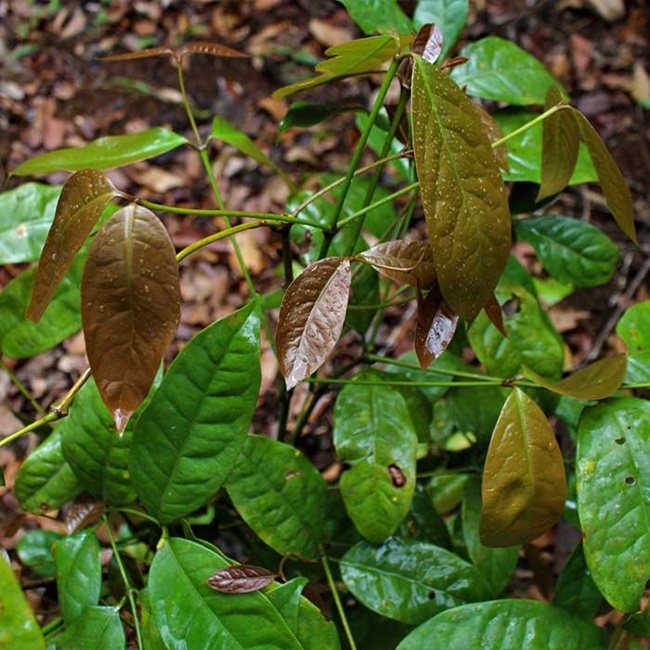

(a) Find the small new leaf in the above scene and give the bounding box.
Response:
[208,565,277,594]
[411,24,444,64]
[414,286,459,369]
[277,257,351,390]
[357,240,436,289]
[180,41,247,59]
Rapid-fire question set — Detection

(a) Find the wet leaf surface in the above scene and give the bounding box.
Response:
[357,240,436,289]
[413,0,469,61]
[208,565,277,594]
[414,286,459,369]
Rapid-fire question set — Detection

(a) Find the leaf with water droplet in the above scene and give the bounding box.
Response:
[81,204,180,431]
[414,286,459,369]
[357,240,436,289]
[208,565,277,594]
[27,170,117,322]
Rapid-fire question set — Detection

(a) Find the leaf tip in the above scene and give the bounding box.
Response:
[114,408,131,435]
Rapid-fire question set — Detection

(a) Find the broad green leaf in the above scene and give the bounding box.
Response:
[571,108,636,242]
[27,170,117,321]
[278,102,365,136]
[492,108,597,184]
[341,538,492,625]
[226,435,326,558]
[411,55,511,320]
[54,530,101,624]
[514,215,620,288]
[577,397,650,612]
[481,388,567,547]
[14,432,83,514]
[357,240,436,289]
[357,112,412,180]
[525,355,627,401]
[149,537,302,648]
[345,262,379,335]
[212,116,294,189]
[617,301,650,353]
[0,555,45,650]
[462,478,520,595]
[57,606,125,650]
[81,204,180,430]
[335,0,412,35]
[553,543,602,619]
[413,0,469,61]
[537,90,580,200]
[16,529,64,578]
[446,384,507,447]
[0,182,60,264]
[0,251,84,359]
[12,127,188,175]
[131,302,260,524]
[277,257,351,390]
[450,37,565,105]
[334,370,418,542]
[428,472,470,514]
[396,600,608,649]
[139,589,165,650]
[400,482,452,548]
[273,35,399,99]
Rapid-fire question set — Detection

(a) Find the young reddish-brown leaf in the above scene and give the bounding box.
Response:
[411,24,444,65]
[524,355,627,401]
[81,204,180,432]
[180,41,248,59]
[571,107,636,242]
[27,170,118,322]
[414,285,459,369]
[100,47,176,62]
[207,565,277,594]
[64,501,105,535]
[537,88,580,201]
[480,388,567,547]
[411,56,511,321]
[483,294,507,337]
[357,240,436,290]
[277,257,351,390]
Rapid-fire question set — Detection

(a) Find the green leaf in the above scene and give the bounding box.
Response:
[514,215,620,288]
[492,109,597,184]
[149,537,303,648]
[553,543,602,619]
[226,435,326,558]
[16,529,64,578]
[413,0,469,61]
[341,538,492,625]
[617,301,650,353]
[14,431,83,514]
[0,183,61,264]
[27,170,117,321]
[428,473,470,514]
[333,369,418,542]
[576,397,650,612]
[131,301,260,524]
[335,0,412,35]
[450,37,565,105]
[525,355,627,401]
[278,102,365,136]
[0,554,46,650]
[12,127,188,175]
[81,204,180,430]
[480,388,567,547]
[400,482,452,548]
[57,606,126,650]
[411,55,511,320]
[396,600,608,649]
[54,530,101,624]
[345,262,379,335]
[446,384,507,446]
[462,477,520,595]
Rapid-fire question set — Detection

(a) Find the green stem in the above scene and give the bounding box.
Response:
[0,359,44,416]
[104,515,143,649]
[42,617,64,640]
[176,56,203,147]
[114,507,161,526]
[491,104,563,149]
[0,412,57,449]
[322,554,357,650]
[308,378,498,388]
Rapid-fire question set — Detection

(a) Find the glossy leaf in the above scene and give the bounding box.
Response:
[277,257,351,389]
[577,398,650,612]
[54,530,101,623]
[226,435,326,558]
[16,530,63,579]
[208,565,277,594]
[335,0,412,35]
[470,103,509,172]
[415,286,459,369]
[397,600,608,649]
[411,23,444,64]
[0,555,46,650]
[26,170,117,321]
[278,102,365,135]
[483,294,506,337]
[341,538,492,625]
[14,432,83,514]
[616,301,650,353]
[414,0,468,61]
[81,204,180,430]
[131,302,260,524]
[149,537,302,648]
[273,35,398,99]
[480,388,567,547]
[553,543,602,619]
[57,606,125,650]
[450,37,565,105]
[525,355,627,401]
[537,90,580,200]
[64,501,105,535]
[0,183,61,264]
[447,384,507,447]
[12,127,188,176]
[462,478,520,595]
[357,240,436,289]
[515,215,620,288]
[333,370,418,542]
[411,55,511,320]
[571,107,636,242]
